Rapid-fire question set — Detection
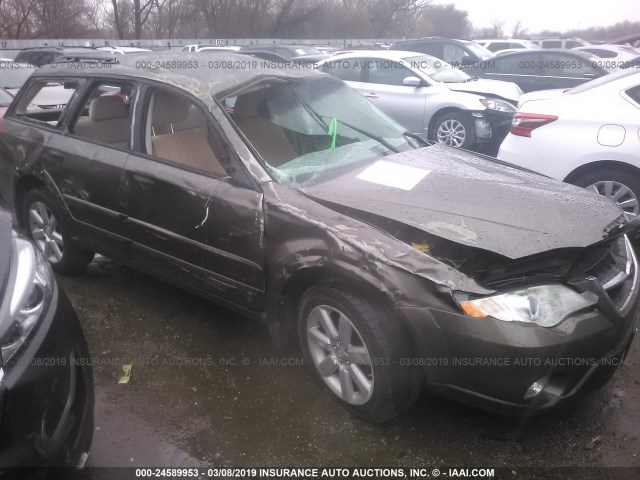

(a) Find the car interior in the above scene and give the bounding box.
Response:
[74,90,131,148]
[145,89,226,175]
[230,88,297,167]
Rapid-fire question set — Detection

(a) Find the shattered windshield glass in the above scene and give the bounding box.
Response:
[223,75,417,187]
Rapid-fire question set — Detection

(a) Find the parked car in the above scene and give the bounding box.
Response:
[239,44,330,64]
[498,69,640,220]
[181,44,241,52]
[462,49,611,92]
[1,54,637,423]
[0,61,75,109]
[475,39,539,53]
[390,37,495,67]
[0,211,94,468]
[532,37,592,49]
[13,47,106,67]
[317,50,521,151]
[574,44,640,70]
[97,46,152,54]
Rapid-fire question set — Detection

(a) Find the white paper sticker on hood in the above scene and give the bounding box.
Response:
[356,160,430,190]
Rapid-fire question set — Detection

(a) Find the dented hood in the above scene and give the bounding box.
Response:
[301,144,624,259]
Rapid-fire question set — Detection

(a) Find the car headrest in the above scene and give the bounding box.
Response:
[89,95,128,121]
[152,90,190,125]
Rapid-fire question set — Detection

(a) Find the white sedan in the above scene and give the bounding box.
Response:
[498,69,640,219]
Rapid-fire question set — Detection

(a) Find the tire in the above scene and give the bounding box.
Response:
[298,280,421,423]
[571,167,640,220]
[432,111,476,150]
[22,187,94,275]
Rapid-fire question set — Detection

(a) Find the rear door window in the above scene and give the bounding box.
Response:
[541,40,562,48]
[322,59,365,82]
[69,81,135,149]
[542,53,600,77]
[366,61,414,86]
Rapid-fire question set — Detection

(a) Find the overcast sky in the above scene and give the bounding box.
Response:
[431,0,640,33]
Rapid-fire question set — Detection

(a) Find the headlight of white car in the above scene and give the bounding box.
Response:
[456,284,598,327]
[479,98,516,113]
[0,235,54,363]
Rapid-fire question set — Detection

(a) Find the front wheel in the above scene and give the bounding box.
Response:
[433,112,476,149]
[298,281,421,423]
[571,168,640,221]
[23,187,94,275]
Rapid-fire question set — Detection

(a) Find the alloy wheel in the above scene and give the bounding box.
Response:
[588,181,639,220]
[306,305,374,405]
[436,119,467,147]
[28,201,64,263]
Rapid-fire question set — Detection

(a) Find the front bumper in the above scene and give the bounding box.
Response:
[468,109,513,155]
[398,299,638,415]
[0,284,94,468]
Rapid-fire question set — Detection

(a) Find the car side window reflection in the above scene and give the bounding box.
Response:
[12,79,79,128]
[322,59,365,82]
[367,62,414,86]
[144,89,228,176]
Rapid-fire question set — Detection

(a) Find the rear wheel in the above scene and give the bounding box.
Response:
[298,281,420,423]
[23,187,94,274]
[572,168,640,221]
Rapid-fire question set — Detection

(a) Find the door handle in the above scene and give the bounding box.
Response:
[364,93,379,99]
[46,151,64,164]
[131,174,155,187]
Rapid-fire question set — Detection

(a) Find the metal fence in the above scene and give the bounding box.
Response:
[0,38,402,59]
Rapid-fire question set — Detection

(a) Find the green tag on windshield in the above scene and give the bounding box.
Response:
[327,117,338,149]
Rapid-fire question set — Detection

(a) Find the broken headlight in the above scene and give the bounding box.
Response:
[456,284,598,327]
[0,235,54,364]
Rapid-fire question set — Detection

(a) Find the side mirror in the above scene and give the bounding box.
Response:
[403,76,423,87]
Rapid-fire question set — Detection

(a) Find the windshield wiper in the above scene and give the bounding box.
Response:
[318,115,400,154]
[403,131,431,148]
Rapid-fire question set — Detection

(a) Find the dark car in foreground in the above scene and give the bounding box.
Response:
[0,211,94,468]
[461,49,611,92]
[0,54,637,422]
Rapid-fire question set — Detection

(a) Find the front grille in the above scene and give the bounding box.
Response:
[585,235,638,314]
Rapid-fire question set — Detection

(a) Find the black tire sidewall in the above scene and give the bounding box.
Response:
[433,111,476,150]
[298,281,420,423]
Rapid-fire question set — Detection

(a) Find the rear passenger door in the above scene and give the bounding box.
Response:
[122,85,266,310]
[51,79,136,253]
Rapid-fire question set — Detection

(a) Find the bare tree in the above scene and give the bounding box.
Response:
[489,18,505,38]
[511,20,525,38]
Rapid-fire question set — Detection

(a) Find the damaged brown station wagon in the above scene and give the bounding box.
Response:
[0,54,638,422]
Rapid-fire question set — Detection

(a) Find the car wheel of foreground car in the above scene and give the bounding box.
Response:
[23,187,94,274]
[298,281,420,423]
[572,169,640,221]
[433,112,476,149]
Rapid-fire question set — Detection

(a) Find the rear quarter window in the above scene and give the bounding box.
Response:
[625,85,640,106]
[10,79,80,128]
